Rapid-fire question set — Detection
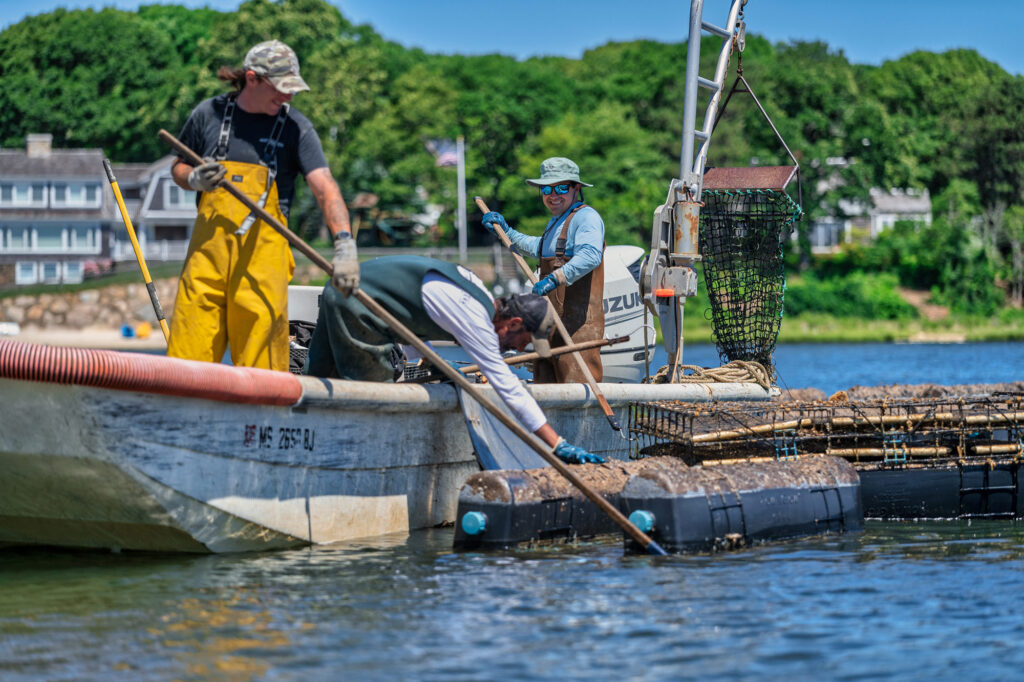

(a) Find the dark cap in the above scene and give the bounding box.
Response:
[501,293,556,358]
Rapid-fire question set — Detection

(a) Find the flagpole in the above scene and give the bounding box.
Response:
[456,134,467,265]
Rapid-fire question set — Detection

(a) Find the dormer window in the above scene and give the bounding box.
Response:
[0,182,46,207]
[52,182,102,208]
[165,182,196,208]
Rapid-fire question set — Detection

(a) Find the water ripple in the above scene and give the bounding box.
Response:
[2,522,1024,680]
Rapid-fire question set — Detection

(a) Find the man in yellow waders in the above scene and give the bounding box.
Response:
[168,39,358,371]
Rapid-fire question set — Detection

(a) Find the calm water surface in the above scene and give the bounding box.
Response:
[676,340,1024,394]
[2,522,1024,680]
[452,340,1024,394]
[3,342,1023,679]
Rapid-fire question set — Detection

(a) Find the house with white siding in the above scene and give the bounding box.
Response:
[806,157,932,253]
[0,134,196,287]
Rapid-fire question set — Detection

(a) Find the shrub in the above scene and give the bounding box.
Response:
[784,272,918,319]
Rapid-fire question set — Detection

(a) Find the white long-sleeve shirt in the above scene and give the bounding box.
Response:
[420,267,548,433]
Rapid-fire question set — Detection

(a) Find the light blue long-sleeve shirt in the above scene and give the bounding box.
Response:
[505,202,605,285]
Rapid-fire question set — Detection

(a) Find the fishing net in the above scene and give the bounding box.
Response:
[698,188,801,375]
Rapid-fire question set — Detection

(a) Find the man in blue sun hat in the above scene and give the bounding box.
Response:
[481,157,605,383]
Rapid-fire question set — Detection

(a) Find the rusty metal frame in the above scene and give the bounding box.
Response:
[711,66,803,210]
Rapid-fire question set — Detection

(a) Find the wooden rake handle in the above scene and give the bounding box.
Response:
[413,335,629,381]
[475,197,621,432]
[103,159,171,343]
[159,129,334,273]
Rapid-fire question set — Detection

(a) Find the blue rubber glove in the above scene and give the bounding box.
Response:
[553,438,606,464]
[532,272,560,297]
[482,211,509,234]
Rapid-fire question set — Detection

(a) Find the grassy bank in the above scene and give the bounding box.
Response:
[777,312,1024,343]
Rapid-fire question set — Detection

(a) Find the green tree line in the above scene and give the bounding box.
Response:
[1,0,1021,317]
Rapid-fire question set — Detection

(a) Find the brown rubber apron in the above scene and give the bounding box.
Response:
[533,204,605,384]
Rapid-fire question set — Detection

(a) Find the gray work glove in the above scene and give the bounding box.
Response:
[331,232,359,297]
[187,157,226,192]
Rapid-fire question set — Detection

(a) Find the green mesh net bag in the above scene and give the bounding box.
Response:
[698,188,802,375]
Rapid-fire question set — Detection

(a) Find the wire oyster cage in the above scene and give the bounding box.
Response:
[628,393,1024,471]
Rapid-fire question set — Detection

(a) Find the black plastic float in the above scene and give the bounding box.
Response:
[453,456,863,553]
[860,462,1022,520]
[619,456,862,554]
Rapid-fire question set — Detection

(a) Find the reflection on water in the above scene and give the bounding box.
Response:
[3,522,1024,680]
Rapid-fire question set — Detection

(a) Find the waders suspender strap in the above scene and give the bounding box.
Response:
[538,203,587,260]
[216,94,291,236]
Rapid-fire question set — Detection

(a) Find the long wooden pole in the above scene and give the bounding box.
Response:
[413,335,628,381]
[158,129,666,556]
[473,196,622,432]
[103,159,171,342]
[359,290,666,555]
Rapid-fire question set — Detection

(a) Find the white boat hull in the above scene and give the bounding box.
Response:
[0,372,771,553]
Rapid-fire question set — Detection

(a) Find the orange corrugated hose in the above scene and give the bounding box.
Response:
[0,339,301,406]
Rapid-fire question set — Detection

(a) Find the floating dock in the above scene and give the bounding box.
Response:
[628,392,1024,520]
[619,456,861,553]
[453,456,862,553]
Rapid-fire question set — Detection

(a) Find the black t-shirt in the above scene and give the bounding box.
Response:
[177,93,328,220]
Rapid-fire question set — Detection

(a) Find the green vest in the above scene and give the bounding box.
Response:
[359,256,495,341]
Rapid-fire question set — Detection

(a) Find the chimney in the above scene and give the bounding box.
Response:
[26,133,53,158]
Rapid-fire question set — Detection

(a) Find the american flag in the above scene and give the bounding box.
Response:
[426,139,458,167]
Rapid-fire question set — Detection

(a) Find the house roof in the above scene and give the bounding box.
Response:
[110,162,152,186]
[0,148,108,180]
[0,141,195,228]
[0,147,115,222]
[869,187,931,214]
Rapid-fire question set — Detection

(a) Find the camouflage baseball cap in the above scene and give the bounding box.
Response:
[243,40,310,94]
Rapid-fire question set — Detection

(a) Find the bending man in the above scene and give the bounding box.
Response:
[168,39,358,371]
[482,157,605,383]
[304,255,604,464]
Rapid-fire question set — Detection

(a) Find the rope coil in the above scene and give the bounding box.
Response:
[647,359,772,389]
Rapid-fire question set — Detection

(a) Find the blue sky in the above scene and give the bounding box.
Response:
[1,0,1020,75]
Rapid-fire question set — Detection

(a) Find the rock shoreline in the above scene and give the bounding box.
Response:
[0,279,179,333]
[0,265,335,348]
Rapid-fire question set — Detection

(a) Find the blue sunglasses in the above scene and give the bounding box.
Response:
[540,184,573,195]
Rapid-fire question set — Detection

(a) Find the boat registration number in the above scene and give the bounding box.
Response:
[244,424,316,452]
